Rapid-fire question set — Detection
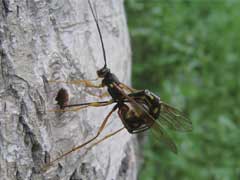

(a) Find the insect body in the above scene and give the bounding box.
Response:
[98,66,157,133]
[96,64,162,134]
[121,90,160,133]
[45,0,192,170]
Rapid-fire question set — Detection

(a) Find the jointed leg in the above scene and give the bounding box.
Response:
[49,79,108,99]
[87,127,125,150]
[49,99,114,112]
[49,79,103,88]
[42,105,118,170]
[85,90,110,99]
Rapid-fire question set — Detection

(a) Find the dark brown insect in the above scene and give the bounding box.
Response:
[44,0,192,170]
[55,88,69,109]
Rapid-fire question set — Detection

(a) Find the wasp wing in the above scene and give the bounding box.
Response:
[151,120,178,153]
[157,102,192,131]
[112,83,179,152]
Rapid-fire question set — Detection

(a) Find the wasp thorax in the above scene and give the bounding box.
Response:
[97,67,110,77]
[144,89,161,102]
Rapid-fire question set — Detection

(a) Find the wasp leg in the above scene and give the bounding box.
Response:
[85,90,110,99]
[49,79,103,88]
[119,83,137,93]
[87,127,125,150]
[42,105,118,171]
[48,100,114,112]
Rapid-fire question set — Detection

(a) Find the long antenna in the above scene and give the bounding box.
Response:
[88,0,107,68]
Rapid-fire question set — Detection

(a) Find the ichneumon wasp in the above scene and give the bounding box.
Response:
[44,0,192,170]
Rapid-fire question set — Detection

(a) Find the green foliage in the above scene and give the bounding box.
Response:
[125,1,240,180]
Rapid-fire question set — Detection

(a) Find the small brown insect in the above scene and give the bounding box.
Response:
[55,88,69,109]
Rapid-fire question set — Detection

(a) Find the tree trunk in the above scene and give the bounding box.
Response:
[0,0,137,180]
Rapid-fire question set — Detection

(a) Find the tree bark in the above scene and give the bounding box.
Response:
[0,0,136,180]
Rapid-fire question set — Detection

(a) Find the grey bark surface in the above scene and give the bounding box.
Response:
[0,0,137,180]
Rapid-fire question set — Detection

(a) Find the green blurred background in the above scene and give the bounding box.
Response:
[125,1,240,180]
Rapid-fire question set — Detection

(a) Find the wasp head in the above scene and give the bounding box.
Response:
[97,66,110,78]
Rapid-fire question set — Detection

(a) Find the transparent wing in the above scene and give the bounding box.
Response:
[151,120,178,153]
[111,83,190,153]
[158,102,192,131]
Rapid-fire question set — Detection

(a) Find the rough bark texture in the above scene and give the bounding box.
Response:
[0,0,136,180]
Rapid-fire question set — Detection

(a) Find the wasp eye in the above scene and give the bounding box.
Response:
[97,67,110,77]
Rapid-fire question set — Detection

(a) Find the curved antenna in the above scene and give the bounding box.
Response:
[88,0,107,68]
